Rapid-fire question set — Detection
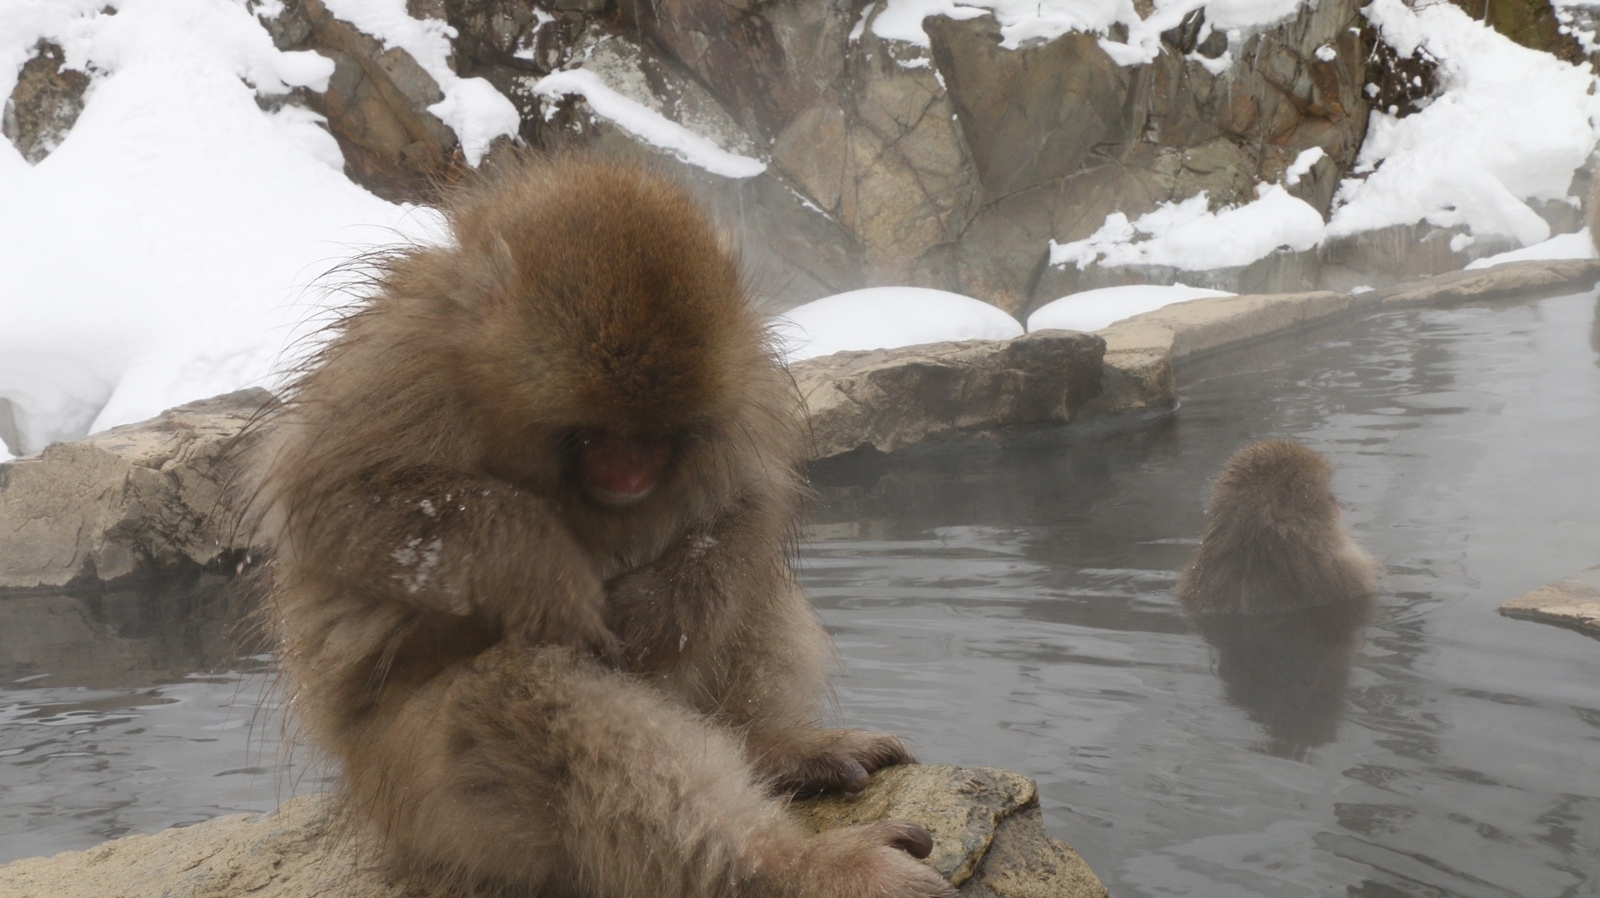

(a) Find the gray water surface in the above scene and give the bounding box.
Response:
[3,290,1599,896]
[806,289,1600,897]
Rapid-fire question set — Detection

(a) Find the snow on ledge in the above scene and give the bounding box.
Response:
[1464,231,1597,270]
[773,287,1023,363]
[1028,284,1235,333]
[533,69,766,180]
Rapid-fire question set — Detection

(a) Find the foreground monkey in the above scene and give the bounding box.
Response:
[251,158,953,897]
[1176,440,1377,615]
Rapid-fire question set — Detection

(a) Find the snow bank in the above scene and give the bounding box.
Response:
[1027,284,1235,332]
[1050,184,1325,271]
[0,0,435,454]
[1327,0,1600,248]
[774,288,1023,363]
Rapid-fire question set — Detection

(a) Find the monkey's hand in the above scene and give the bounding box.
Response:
[778,821,958,898]
[292,467,618,659]
[755,727,918,796]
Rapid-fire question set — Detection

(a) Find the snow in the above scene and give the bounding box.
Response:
[774,288,1023,363]
[0,0,434,454]
[1027,284,1235,332]
[1283,146,1325,186]
[1050,184,1326,271]
[1326,0,1600,247]
[531,69,765,179]
[1464,230,1597,269]
[870,0,1304,61]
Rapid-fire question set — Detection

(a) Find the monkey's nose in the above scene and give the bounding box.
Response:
[576,433,673,506]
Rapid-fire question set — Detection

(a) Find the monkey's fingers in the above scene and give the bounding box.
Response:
[879,821,935,860]
[770,729,918,796]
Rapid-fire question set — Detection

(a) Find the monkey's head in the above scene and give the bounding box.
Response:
[1213,439,1340,530]
[411,158,797,538]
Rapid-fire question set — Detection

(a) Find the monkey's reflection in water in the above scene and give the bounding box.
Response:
[1189,597,1373,759]
[1176,440,1379,760]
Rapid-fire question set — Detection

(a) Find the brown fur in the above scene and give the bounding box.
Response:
[250,157,954,898]
[1176,440,1377,615]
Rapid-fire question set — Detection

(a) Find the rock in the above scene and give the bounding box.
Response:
[1080,256,1600,417]
[1499,564,1600,640]
[258,0,462,202]
[0,389,270,591]
[0,767,1107,898]
[925,0,1371,310]
[1086,289,1353,416]
[2,41,90,164]
[791,330,1106,459]
[1371,258,1600,307]
[0,572,248,687]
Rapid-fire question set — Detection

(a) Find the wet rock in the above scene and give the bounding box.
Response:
[0,389,270,591]
[2,41,90,164]
[1499,564,1600,640]
[791,330,1105,458]
[0,766,1107,898]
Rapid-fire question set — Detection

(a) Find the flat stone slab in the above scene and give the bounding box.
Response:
[1498,564,1600,640]
[0,765,1107,898]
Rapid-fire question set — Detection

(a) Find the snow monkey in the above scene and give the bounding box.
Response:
[1176,440,1377,615]
[251,157,954,898]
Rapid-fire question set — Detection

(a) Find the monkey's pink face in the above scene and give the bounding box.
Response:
[573,431,674,507]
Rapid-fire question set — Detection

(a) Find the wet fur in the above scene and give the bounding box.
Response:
[250,158,953,897]
[1176,440,1377,615]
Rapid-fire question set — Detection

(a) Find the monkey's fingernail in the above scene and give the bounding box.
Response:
[886,822,934,859]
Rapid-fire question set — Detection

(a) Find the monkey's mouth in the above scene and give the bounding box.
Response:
[574,432,673,507]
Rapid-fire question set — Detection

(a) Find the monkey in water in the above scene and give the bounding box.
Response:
[251,157,954,898]
[1176,439,1377,615]
[1176,440,1377,755]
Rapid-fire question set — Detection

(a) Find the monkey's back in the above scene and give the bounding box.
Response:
[1176,440,1377,615]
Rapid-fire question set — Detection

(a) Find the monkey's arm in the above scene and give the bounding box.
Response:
[606,497,914,794]
[286,466,616,657]
[291,638,953,898]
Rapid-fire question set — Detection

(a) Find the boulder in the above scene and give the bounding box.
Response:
[0,766,1107,898]
[2,40,90,164]
[791,330,1106,458]
[0,389,270,591]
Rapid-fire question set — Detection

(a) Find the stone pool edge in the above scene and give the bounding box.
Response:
[1079,258,1600,419]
